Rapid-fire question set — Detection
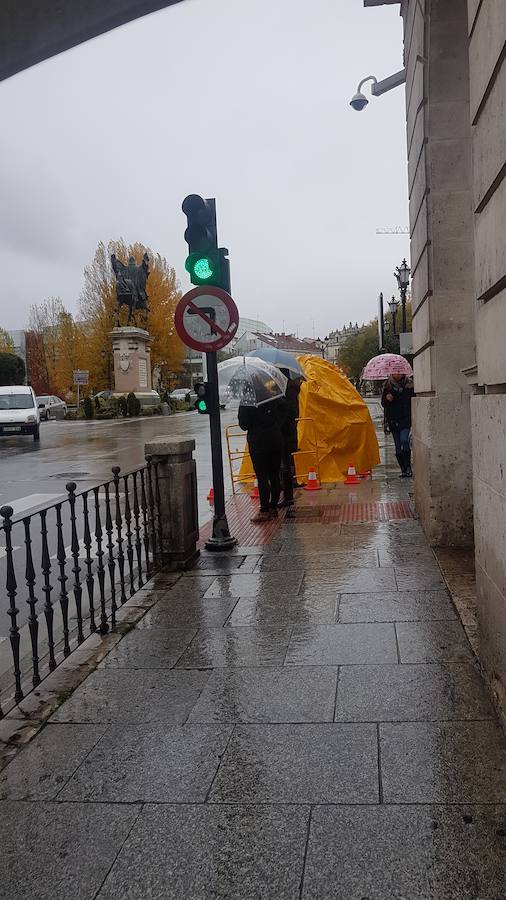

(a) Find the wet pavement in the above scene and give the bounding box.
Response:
[1,402,506,898]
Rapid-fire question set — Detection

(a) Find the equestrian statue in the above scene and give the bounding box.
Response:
[111,252,150,326]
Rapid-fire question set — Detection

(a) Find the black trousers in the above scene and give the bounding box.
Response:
[250,448,282,511]
[281,446,295,502]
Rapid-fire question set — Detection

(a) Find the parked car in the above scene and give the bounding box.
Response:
[0,385,40,441]
[36,395,67,420]
[170,388,197,404]
[93,390,114,401]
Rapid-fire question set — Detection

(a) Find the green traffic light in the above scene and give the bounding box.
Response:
[197,399,208,413]
[192,257,214,280]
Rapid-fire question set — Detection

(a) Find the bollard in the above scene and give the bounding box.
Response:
[144,437,199,570]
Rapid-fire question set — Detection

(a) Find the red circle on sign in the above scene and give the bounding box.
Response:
[174,286,240,353]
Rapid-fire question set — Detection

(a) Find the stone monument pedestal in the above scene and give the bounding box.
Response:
[109,326,158,404]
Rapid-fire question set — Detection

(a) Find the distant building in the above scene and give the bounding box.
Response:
[324,322,360,365]
[8,329,26,362]
[234,331,323,357]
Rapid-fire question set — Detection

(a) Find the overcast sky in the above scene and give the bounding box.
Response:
[0,0,408,339]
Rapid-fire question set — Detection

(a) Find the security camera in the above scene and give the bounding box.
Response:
[350,91,369,112]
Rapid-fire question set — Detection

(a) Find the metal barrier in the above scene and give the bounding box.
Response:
[0,461,162,717]
[225,417,322,494]
[225,425,255,495]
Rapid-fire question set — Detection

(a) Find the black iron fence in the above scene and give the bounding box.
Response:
[0,461,163,717]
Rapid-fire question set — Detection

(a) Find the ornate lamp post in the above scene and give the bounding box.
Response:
[388,295,399,335]
[394,258,411,332]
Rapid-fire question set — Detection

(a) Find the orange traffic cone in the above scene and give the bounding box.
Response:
[251,479,260,499]
[344,463,361,485]
[207,487,214,503]
[304,467,321,491]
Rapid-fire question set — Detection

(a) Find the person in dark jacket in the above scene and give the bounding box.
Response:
[381,374,414,477]
[238,397,287,522]
[278,370,303,507]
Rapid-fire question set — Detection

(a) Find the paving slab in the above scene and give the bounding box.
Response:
[380,721,506,803]
[285,624,398,666]
[208,723,378,804]
[336,664,494,722]
[59,724,232,803]
[394,567,446,590]
[51,668,210,724]
[0,800,140,900]
[0,723,107,800]
[396,621,474,663]
[203,572,304,599]
[227,594,337,627]
[135,597,238,628]
[98,803,309,900]
[142,575,217,601]
[303,804,506,900]
[339,590,456,623]
[378,547,440,567]
[255,549,379,571]
[175,626,293,669]
[303,568,397,593]
[98,626,197,669]
[187,666,338,723]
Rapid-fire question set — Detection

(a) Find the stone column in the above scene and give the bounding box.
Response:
[403,0,475,546]
[144,437,199,570]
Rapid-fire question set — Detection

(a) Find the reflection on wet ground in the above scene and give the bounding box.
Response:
[1,400,505,898]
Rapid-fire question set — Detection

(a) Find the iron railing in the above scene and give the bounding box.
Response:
[0,461,163,717]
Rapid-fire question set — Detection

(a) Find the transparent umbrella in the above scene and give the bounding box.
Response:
[218,356,288,407]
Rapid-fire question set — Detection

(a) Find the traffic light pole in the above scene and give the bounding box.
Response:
[204,350,236,551]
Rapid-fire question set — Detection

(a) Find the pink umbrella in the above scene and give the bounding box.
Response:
[362,353,413,380]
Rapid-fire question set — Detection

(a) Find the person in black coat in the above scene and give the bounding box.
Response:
[238,397,287,522]
[381,374,414,476]
[278,370,303,507]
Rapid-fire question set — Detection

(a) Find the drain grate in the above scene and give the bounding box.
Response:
[285,501,415,524]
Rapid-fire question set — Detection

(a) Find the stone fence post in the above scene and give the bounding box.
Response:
[144,437,199,570]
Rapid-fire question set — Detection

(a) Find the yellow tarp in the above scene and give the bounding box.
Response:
[294,355,380,482]
[237,355,380,484]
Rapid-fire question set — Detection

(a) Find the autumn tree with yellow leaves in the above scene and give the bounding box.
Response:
[28,297,87,397]
[79,240,185,392]
[0,328,15,353]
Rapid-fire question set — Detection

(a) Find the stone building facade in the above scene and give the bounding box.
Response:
[366,0,506,718]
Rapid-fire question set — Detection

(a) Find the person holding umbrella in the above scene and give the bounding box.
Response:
[362,353,414,478]
[381,374,413,477]
[238,395,287,521]
[218,357,289,522]
[278,368,303,507]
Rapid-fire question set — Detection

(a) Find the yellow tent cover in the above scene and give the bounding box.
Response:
[238,355,379,484]
[294,355,379,482]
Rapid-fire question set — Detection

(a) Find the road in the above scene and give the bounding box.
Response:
[0,408,241,638]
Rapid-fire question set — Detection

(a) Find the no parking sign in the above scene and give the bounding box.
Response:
[174,286,239,353]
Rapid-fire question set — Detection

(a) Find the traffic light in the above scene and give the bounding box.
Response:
[182,194,228,289]
[194,382,211,414]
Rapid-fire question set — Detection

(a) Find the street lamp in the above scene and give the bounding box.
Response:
[388,295,399,335]
[394,258,410,332]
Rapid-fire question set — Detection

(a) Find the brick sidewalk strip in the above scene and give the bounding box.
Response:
[1,407,505,898]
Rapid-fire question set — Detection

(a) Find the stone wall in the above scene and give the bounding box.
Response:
[403,0,475,546]
[468,0,506,719]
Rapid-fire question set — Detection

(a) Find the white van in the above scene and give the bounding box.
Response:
[0,386,40,441]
